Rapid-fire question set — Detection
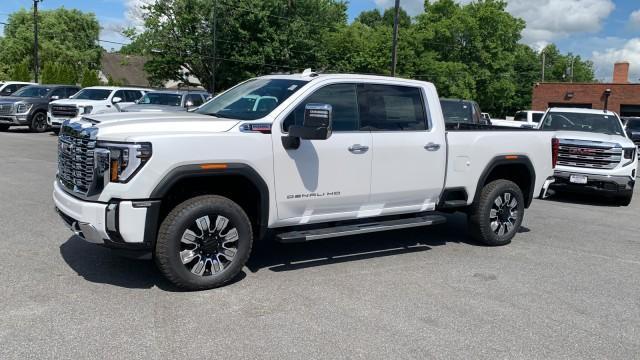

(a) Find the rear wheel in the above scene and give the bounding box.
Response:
[155,195,253,290]
[468,179,524,246]
[0,124,9,131]
[29,112,48,133]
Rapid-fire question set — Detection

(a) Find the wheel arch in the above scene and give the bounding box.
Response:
[150,163,270,240]
[474,156,536,208]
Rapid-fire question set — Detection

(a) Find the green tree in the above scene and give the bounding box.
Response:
[127,0,347,92]
[9,61,31,82]
[541,44,594,83]
[0,7,101,79]
[80,68,102,87]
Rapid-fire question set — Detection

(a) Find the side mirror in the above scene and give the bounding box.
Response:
[50,95,60,100]
[135,99,139,104]
[112,96,122,104]
[288,103,332,140]
[626,129,633,138]
[185,100,194,108]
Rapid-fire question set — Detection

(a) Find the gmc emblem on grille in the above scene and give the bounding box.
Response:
[569,148,596,155]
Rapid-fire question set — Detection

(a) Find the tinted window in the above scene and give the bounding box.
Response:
[540,112,624,135]
[361,85,426,131]
[532,113,543,123]
[66,88,79,98]
[113,90,126,102]
[514,112,527,121]
[140,93,182,106]
[125,90,143,102]
[627,119,640,130]
[440,99,473,124]
[283,83,360,132]
[73,89,111,100]
[13,86,51,98]
[50,88,67,99]
[186,93,204,106]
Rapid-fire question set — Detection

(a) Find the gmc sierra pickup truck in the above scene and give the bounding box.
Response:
[53,72,556,290]
[539,108,637,205]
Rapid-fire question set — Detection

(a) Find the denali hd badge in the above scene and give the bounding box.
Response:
[287,191,341,199]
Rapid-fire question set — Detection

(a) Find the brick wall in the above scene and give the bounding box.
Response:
[531,83,640,114]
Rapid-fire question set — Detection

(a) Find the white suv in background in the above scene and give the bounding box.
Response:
[48,86,148,127]
[539,108,637,205]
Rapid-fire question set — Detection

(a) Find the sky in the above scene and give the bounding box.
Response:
[1,0,639,82]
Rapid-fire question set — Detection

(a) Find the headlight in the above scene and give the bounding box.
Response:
[623,148,636,166]
[95,142,152,183]
[81,106,93,114]
[16,103,33,114]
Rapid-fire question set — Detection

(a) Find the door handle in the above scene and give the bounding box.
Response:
[348,144,369,153]
[424,142,441,151]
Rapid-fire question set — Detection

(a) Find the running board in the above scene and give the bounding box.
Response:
[275,214,447,243]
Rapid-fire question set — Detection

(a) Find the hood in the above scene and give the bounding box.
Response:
[80,111,241,140]
[51,99,102,106]
[121,104,187,112]
[555,130,635,147]
[0,96,47,104]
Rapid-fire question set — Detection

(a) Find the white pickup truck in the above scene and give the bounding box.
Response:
[492,110,545,128]
[48,86,148,128]
[539,108,637,205]
[53,73,556,290]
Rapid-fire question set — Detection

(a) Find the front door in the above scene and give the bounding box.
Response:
[272,83,372,223]
[362,83,447,214]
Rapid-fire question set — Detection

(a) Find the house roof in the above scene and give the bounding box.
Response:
[100,52,151,87]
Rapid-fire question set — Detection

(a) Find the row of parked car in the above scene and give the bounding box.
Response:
[0,81,210,133]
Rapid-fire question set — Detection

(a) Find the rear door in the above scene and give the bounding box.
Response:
[272,82,372,222]
[363,83,447,214]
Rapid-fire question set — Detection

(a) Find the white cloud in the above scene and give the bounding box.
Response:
[630,10,640,28]
[592,38,640,82]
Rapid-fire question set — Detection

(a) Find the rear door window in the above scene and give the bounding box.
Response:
[360,84,427,131]
[532,113,543,123]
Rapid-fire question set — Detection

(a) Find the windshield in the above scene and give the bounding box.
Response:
[72,89,112,100]
[626,119,640,130]
[13,86,50,98]
[540,112,624,135]
[140,93,182,106]
[196,79,307,120]
[440,100,473,123]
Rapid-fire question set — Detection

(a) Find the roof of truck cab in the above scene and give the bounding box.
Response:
[260,73,432,86]
[548,107,618,116]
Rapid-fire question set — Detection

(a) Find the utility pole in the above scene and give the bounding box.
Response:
[33,0,42,83]
[390,0,400,77]
[541,50,546,82]
[210,0,217,95]
[570,56,575,83]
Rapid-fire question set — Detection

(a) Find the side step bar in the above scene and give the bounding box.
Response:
[275,214,447,243]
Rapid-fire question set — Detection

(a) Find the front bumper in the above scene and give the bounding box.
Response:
[551,170,635,195]
[0,114,30,125]
[53,181,160,258]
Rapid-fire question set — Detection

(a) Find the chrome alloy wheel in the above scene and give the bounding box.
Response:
[489,192,519,236]
[180,215,239,276]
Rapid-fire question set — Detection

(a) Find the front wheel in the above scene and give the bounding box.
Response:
[468,179,525,246]
[155,195,253,290]
[29,112,48,133]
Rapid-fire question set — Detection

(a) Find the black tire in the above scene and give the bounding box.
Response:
[468,179,525,246]
[29,111,48,133]
[614,193,633,206]
[0,124,9,131]
[155,195,253,290]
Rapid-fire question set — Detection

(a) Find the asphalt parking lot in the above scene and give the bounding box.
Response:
[1,128,639,359]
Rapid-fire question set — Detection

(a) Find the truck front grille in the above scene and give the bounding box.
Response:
[0,104,12,115]
[58,131,96,194]
[557,139,622,170]
[51,104,78,118]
